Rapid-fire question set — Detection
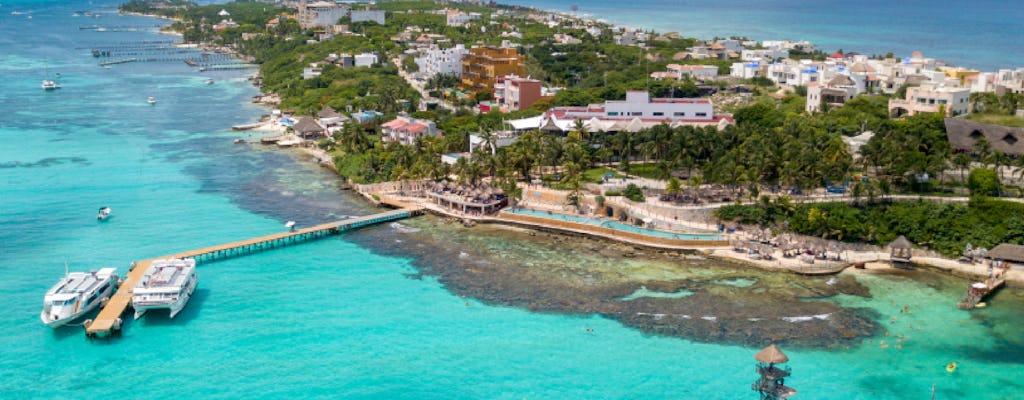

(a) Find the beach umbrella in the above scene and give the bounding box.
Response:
[755,344,789,364]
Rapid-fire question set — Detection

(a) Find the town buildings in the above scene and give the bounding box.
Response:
[415,45,468,79]
[493,75,544,112]
[381,116,440,145]
[888,83,970,117]
[461,46,525,90]
[297,1,349,29]
[510,90,732,133]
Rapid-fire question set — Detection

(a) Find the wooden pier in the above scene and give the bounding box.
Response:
[957,265,1008,309]
[84,207,420,337]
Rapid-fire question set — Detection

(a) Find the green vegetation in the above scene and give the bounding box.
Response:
[717,197,1024,257]
[966,114,1024,128]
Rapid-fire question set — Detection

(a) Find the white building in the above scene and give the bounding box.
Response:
[730,61,763,79]
[415,45,468,78]
[302,63,323,79]
[354,53,378,67]
[741,48,789,62]
[806,74,859,113]
[888,83,970,117]
[666,64,718,79]
[297,1,349,29]
[350,10,385,25]
[446,10,472,26]
[603,91,714,119]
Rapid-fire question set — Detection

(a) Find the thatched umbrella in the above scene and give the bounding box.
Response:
[755,344,789,364]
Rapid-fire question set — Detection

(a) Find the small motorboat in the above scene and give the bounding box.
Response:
[97,206,111,220]
[41,79,61,90]
[285,221,296,231]
[147,96,156,105]
[205,78,214,85]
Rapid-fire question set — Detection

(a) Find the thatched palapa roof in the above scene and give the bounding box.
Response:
[986,243,1024,263]
[888,235,913,250]
[755,344,789,364]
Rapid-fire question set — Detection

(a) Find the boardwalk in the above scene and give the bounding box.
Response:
[85,208,419,337]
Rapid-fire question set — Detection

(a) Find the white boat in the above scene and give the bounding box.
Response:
[132,258,197,319]
[147,96,156,104]
[41,79,60,90]
[205,78,214,85]
[40,267,119,327]
[97,206,111,220]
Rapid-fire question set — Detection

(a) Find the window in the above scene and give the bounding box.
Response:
[696,112,707,117]
[607,112,619,116]
[630,112,642,116]
[653,112,664,116]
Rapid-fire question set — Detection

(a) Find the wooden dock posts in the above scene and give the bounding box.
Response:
[84,207,421,338]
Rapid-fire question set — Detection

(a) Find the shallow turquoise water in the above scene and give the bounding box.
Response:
[2,1,1023,399]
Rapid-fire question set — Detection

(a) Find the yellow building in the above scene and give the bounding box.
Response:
[461,46,525,91]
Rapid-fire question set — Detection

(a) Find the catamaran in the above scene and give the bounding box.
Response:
[132,258,197,319]
[40,267,119,327]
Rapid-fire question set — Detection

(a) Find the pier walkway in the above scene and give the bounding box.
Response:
[85,207,420,337]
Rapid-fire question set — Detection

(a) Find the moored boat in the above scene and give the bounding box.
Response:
[132,258,197,319]
[97,206,111,220]
[147,96,156,104]
[41,79,60,90]
[40,267,119,327]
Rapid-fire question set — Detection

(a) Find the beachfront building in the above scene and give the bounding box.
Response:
[493,75,544,112]
[318,106,349,128]
[461,46,525,90]
[350,9,385,25]
[297,1,349,29]
[415,45,468,79]
[888,83,970,117]
[293,117,326,139]
[510,90,733,133]
[381,116,440,145]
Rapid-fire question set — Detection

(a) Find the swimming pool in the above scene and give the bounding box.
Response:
[503,208,725,241]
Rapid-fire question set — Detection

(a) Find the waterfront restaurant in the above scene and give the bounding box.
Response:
[426,182,506,215]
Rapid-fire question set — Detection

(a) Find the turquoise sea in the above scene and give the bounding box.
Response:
[504,0,1024,72]
[2,1,1024,399]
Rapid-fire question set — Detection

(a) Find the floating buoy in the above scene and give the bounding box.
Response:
[946,362,957,373]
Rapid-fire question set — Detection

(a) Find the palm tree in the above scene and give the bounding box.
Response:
[952,152,971,187]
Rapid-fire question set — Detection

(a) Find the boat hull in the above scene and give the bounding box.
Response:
[132,271,197,320]
[40,276,116,328]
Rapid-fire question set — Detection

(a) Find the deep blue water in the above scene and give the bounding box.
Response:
[2,1,1024,399]
[503,0,1024,71]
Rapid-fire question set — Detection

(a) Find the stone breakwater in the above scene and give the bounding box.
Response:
[351,215,882,348]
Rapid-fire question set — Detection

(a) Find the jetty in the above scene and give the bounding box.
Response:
[957,264,1008,309]
[84,207,421,338]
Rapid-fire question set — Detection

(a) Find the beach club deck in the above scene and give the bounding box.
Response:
[85,207,420,338]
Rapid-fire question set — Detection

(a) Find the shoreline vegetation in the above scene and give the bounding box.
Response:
[118,0,1024,291]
